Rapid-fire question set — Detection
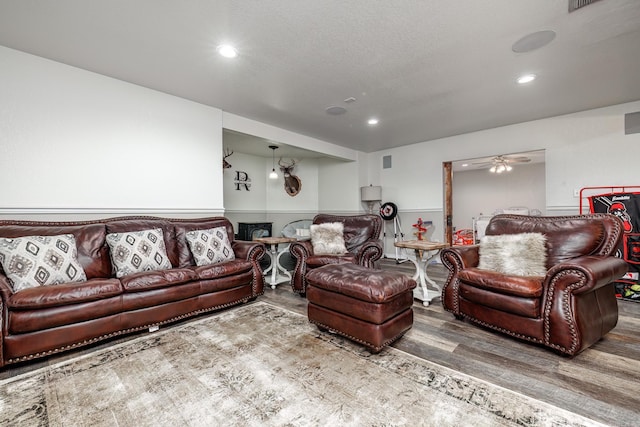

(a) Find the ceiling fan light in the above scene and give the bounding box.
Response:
[489,166,497,173]
[505,165,513,171]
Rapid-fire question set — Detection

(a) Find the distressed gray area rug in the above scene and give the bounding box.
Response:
[0,302,605,427]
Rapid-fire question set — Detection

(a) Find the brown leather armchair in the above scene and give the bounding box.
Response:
[289,214,383,295]
[440,214,628,356]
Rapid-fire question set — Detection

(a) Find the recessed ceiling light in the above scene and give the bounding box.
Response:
[217,44,238,58]
[512,30,556,53]
[326,106,347,115]
[368,118,379,125]
[461,163,469,167]
[517,74,536,84]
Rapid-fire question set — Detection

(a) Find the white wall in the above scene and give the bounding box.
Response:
[453,162,546,230]
[221,109,365,236]
[4,43,640,242]
[266,159,319,213]
[317,156,361,213]
[223,150,321,236]
[367,100,640,242]
[0,46,224,220]
[222,152,267,212]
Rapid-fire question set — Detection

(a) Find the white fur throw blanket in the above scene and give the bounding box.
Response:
[478,232,547,276]
[310,222,347,255]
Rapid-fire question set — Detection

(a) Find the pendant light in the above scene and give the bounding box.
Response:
[269,145,278,179]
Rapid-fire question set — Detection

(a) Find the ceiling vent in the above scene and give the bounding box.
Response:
[569,0,602,12]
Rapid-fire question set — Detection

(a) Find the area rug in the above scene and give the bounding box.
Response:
[0,302,606,427]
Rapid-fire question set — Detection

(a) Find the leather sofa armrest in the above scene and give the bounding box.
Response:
[0,275,11,367]
[232,240,266,262]
[231,241,266,297]
[0,275,14,302]
[355,239,383,267]
[289,240,313,294]
[545,255,628,295]
[440,245,480,271]
[542,255,628,355]
[290,240,313,258]
[440,245,480,316]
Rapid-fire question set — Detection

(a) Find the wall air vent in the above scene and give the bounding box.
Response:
[569,0,602,12]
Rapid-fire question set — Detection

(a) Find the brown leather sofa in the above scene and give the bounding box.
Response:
[0,216,266,369]
[440,214,628,356]
[289,214,383,295]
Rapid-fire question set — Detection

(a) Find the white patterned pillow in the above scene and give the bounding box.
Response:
[106,228,172,278]
[310,222,347,255]
[0,234,87,292]
[185,227,235,266]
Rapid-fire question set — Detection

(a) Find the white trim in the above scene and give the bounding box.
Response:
[0,208,225,216]
[226,209,320,215]
[545,206,580,212]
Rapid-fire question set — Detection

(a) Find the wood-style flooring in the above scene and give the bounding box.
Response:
[262,258,640,427]
[2,258,639,426]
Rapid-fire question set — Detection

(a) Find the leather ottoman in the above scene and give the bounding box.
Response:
[305,263,416,353]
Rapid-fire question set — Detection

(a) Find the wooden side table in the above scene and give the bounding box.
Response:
[393,240,449,306]
[254,236,296,289]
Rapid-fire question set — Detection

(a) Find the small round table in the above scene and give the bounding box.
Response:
[393,240,449,306]
[254,236,296,289]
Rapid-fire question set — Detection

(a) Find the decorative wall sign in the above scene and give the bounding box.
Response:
[233,171,251,191]
[590,192,640,302]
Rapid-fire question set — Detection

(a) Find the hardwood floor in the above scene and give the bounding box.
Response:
[261,258,640,427]
[2,258,639,426]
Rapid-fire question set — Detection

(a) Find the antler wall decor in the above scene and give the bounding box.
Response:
[222,148,233,169]
[278,158,302,196]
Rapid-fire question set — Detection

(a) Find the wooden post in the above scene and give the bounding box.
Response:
[443,162,453,246]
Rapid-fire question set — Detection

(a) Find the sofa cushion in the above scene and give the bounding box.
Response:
[458,268,544,298]
[185,227,235,266]
[459,283,541,318]
[310,222,347,255]
[120,268,198,292]
[306,254,356,267]
[194,259,253,280]
[8,278,122,309]
[478,232,547,276]
[106,228,172,278]
[0,234,87,292]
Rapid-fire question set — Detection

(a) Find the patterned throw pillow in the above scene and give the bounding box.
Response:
[106,228,172,278]
[0,234,87,292]
[310,222,347,255]
[185,227,235,266]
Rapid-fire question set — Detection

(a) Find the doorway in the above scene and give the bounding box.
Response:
[442,150,546,245]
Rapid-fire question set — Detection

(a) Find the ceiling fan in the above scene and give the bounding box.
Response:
[472,155,531,173]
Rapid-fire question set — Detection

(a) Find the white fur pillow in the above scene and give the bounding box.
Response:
[478,232,547,276]
[310,222,347,255]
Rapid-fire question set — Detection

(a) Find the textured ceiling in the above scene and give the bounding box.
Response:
[1,0,640,155]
